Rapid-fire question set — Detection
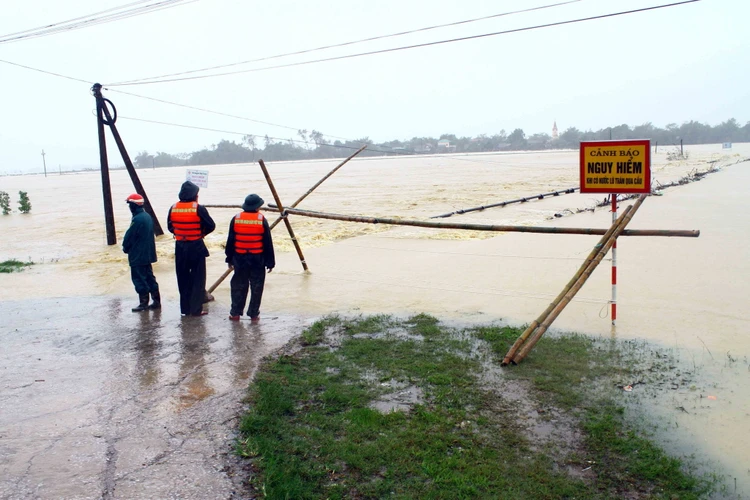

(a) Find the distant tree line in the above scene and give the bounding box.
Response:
[133,118,750,168]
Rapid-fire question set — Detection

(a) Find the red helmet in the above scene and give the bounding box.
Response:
[126,193,144,205]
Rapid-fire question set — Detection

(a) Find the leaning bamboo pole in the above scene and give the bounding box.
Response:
[269,145,366,230]
[273,206,699,238]
[259,159,309,271]
[500,204,634,366]
[510,194,648,365]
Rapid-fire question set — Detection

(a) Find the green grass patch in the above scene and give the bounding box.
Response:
[239,315,718,499]
[0,259,34,273]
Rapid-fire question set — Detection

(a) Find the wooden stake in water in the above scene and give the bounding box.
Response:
[259,159,309,271]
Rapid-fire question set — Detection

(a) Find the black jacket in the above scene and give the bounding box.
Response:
[225,212,275,269]
[122,206,157,266]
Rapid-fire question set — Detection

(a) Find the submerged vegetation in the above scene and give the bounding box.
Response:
[0,190,10,214]
[238,314,719,499]
[0,259,34,273]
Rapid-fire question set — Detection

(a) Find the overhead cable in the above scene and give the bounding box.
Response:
[0,58,92,84]
[109,88,352,141]
[105,0,700,86]
[0,57,497,163]
[108,0,581,85]
[0,0,197,45]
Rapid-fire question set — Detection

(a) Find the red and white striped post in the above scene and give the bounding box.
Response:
[611,195,617,324]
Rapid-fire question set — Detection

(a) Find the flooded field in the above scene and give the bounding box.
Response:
[1,143,749,497]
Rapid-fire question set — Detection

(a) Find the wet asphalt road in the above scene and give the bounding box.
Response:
[0,297,310,499]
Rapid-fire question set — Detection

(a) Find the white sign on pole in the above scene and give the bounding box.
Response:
[186,169,209,188]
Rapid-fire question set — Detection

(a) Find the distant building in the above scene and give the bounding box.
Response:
[437,139,456,153]
[552,120,559,139]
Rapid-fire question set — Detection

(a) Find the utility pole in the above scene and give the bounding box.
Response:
[41,150,47,177]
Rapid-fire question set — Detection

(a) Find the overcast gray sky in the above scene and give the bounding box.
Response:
[1,0,747,174]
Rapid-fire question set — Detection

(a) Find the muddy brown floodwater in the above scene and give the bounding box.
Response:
[1,144,749,498]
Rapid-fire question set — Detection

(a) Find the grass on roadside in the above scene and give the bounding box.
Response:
[238,314,718,499]
[0,259,34,273]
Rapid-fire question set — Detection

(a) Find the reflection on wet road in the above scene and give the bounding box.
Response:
[0,297,309,499]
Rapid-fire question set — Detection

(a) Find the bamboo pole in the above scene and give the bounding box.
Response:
[272,206,699,238]
[500,205,634,366]
[269,145,366,230]
[207,266,234,294]
[203,204,280,212]
[258,159,309,271]
[511,194,648,365]
[430,187,579,219]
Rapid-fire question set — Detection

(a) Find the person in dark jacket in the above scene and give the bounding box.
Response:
[122,193,160,312]
[167,181,216,316]
[225,194,275,322]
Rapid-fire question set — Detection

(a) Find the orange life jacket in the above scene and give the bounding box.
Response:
[170,201,202,241]
[234,212,265,254]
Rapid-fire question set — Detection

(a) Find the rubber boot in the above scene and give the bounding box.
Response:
[132,293,149,312]
[148,290,161,310]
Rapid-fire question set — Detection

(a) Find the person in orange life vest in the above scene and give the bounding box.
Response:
[122,193,160,312]
[167,181,216,316]
[225,194,275,322]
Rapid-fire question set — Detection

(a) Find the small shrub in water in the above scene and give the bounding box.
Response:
[0,191,10,215]
[18,191,31,214]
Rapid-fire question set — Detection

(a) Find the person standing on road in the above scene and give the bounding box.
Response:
[225,194,275,322]
[122,193,160,312]
[167,181,215,316]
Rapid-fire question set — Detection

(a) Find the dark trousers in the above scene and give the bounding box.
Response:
[130,264,159,295]
[230,260,266,318]
[175,243,207,315]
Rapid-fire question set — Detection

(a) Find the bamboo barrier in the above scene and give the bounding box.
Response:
[508,194,648,365]
[204,149,363,289]
[269,145,366,230]
[272,205,699,238]
[259,159,309,271]
[430,187,579,219]
[500,204,634,366]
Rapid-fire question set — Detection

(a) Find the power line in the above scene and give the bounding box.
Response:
[108,88,352,141]
[106,0,700,86]
[0,58,92,84]
[108,0,581,85]
[0,56,357,149]
[0,0,197,45]
[0,0,154,38]
[0,57,445,161]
